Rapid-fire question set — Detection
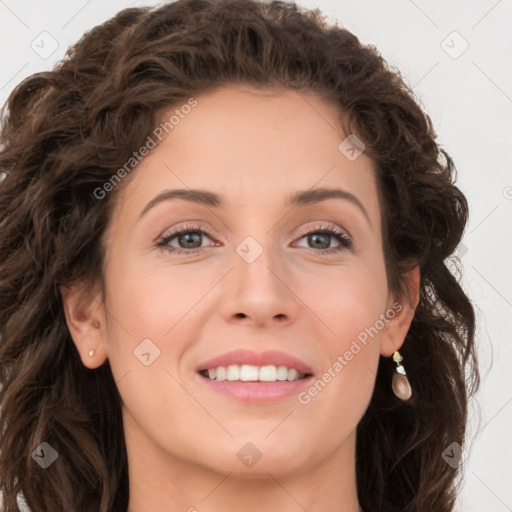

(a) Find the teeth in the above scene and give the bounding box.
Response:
[201,364,307,382]
[226,365,240,381]
[259,365,276,381]
[216,367,227,381]
[276,365,289,380]
[239,364,259,381]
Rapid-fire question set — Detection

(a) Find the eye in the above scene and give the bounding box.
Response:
[154,222,352,255]
[155,223,217,254]
[294,224,352,253]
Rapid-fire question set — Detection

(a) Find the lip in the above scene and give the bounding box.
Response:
[197,374,315,403]
[196,348,314,404]
[196,348,314,375]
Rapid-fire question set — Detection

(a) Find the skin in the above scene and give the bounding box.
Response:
[62,85,419,512]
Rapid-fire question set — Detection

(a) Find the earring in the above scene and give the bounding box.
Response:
[88,349,95,357]
[391,350,412,400]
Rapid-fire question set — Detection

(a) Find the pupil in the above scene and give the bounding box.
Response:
[180,232,202,248]
[309,233,329,249]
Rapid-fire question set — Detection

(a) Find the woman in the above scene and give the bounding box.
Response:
[0,0,479,511]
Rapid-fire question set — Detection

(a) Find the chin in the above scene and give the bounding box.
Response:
[195,434,312,478]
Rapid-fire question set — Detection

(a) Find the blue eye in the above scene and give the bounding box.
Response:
[155,223,352,255]
[155,223,214,254]
[294,224,352,253]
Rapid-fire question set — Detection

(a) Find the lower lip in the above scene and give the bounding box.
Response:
[197,373,314,403]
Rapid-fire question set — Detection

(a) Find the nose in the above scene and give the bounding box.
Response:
[220,238,300,329]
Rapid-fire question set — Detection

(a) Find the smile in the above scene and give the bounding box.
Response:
[199,364,312,382]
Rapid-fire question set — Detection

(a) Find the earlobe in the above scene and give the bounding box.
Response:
[379,265,420,357]
[60,283,108,369]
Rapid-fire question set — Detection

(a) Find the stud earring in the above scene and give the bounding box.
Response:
[391,350,412,400]
[88,349,95,357]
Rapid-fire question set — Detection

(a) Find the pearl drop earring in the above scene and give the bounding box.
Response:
[391,350,412,400]
[88,349,95,357]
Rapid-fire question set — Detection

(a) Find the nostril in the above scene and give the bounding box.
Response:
[235,313,246,318]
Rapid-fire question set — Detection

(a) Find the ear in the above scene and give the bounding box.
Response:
[60,282,108,369]
[379,265,420,357]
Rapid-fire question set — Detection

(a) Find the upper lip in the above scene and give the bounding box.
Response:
[197,349,314,375]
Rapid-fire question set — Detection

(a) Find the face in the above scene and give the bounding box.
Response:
[64,85,416,480]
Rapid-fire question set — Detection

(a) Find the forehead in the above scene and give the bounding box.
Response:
[113,85,381,226]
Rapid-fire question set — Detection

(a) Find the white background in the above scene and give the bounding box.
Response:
[1,1,511,511]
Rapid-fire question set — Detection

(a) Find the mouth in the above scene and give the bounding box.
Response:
[198,364,313,382]
[195,349,315,402]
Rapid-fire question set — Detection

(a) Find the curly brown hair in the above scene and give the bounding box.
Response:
[0,0,479,511]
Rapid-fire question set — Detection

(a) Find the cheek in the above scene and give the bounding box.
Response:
[298,259,388,341]
[102,254,223,390]
[298,278,385,436]
[297,259,388,397]
[100,257,198,435]
[104,252,214,339]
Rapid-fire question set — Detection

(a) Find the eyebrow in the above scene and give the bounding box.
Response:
[139,187,371,226]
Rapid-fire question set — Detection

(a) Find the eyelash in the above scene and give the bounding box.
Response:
[155,222,353,255]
